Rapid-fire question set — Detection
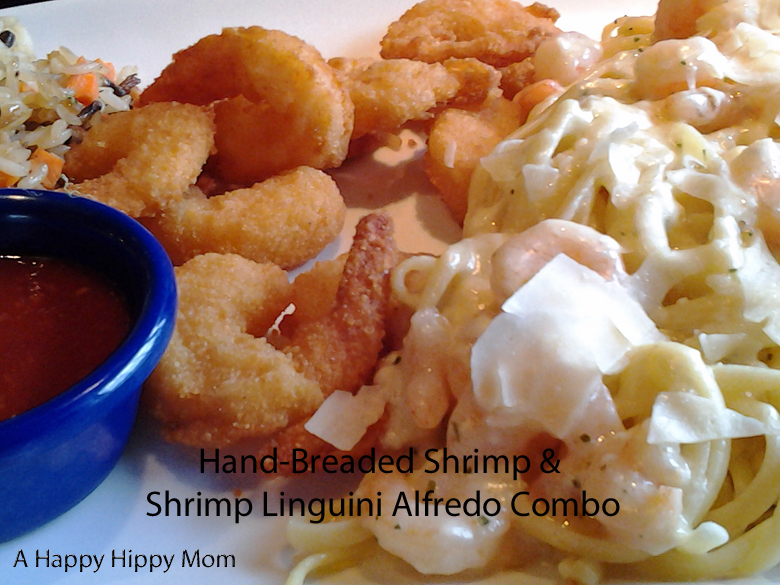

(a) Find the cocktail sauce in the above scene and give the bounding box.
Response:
[0,256,131,421]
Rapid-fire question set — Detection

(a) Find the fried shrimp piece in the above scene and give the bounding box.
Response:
[140,27,353,184]
[281,212,399,395]
[425,96,520,223]
[279,254,347,335]
[499,58,535,99]
[63,102,215,217]
[144,254,323,447]
[140,166,346,269]
[443,57,503,107]
[381,0,560,68]
[260,213,399,466]
[330,56,500,139]
[146,213,399,449]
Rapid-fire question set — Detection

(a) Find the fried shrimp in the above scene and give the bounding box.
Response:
[498,58,536,99]
[381,0,561,68]
[425,96,520,222]
[281,212,399,395]
[140,166,346,269]
[260,213,400,465]
[63,102,215,217]
[139,26,353,185]
[145,213,398,449]
[330,56,500,139]
[144,254,322,447]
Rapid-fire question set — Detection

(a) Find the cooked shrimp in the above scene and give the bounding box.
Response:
[531,420,690,557]
[381,0,561,68]
[654,0,719,41]
[632,37,728,101]
[489,218,625,302]
[140,26,353,184]
[356,455,517,575]
[63,102,215,217]
[140,166,345,269]
[512,78,562,124]
[280,212,399,396]
[145,213,399,448]
[424,96,521,223]
[730,139,780,252]
[144,253,322,447]
[532,31,602,86]
[527,342,731,559]
[330,56,500,139]
[257,213,400,464]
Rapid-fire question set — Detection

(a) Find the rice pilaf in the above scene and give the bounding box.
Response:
[0,16,138,189]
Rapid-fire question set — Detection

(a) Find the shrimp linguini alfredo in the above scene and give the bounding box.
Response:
[293,0,780,582]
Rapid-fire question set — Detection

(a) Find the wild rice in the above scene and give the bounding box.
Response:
[0,16,138,189]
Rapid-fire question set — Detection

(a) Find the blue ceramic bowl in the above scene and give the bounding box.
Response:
[0,188,176,542]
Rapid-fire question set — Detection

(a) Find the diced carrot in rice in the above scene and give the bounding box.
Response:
[30,149,64,189]
[65,69,100,106]
[0,170,19,188]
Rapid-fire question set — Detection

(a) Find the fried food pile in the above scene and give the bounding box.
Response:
[57,0,564,457]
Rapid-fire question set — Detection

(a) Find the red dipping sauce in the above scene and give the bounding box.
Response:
[0,256,131,421]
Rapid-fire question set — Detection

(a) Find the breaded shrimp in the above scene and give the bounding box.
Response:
[498,58,536,99]
[145,213,399,449]
[278,254,347,337]
[381,0,560,68]
[144,254,323,447]
[140,27,353,184]
[330,56,500,139]
[424,96,521,223]
[140,166,346,269]
[259,213,400,466]
[281,212,399,395]
[63,102,215,217]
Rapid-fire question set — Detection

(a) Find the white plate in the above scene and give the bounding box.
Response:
[1,0,740,584]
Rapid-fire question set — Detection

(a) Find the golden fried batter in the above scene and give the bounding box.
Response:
[425,96,520,223]
[259,214,400,467]
[279,254,347,337]
[63,102,215,217]
[281,212,399,395]
[499,57,536,99]
[331,56,500,138]
[145,213,399,449]
[140,26,354,184]
[141,166,346,269]
[145,254,322,447]
[381,0,560,68]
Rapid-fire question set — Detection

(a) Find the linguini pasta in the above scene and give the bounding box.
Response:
[288,0,780,582]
